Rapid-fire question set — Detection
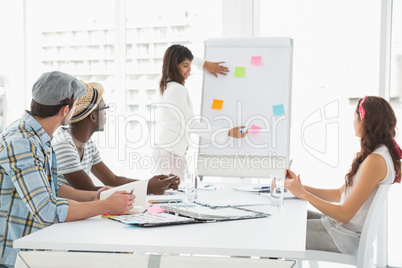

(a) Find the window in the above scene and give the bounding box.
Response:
[258,0,381,188]
[8,0,222,178]
[123,0,222,177]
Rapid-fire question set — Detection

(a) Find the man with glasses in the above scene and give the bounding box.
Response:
[52,81,179,195]
[0,73,136,268]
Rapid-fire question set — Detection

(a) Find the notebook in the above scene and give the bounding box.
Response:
[100,180,148,214]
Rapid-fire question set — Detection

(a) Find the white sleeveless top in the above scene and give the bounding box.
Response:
[321,145,394,255]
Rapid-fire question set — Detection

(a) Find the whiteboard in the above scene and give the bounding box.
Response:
[197,37,293,177]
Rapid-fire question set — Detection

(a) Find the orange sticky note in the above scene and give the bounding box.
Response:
[211,99,224,110]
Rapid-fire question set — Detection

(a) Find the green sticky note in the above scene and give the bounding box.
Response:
[234,67,246,77]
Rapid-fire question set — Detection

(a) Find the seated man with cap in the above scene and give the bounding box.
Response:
[0,71,135,268]
[52,81,179,195]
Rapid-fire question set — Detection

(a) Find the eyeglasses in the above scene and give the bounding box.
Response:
[94,105,110,112]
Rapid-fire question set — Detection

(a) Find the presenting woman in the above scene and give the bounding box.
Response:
[285,96,401,255]
[152,44,247,180]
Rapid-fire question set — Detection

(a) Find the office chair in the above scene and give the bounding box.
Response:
[296,184,391,268]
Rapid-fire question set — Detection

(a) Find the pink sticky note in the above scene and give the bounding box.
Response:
[249,125,261,134]
[251,56,262,66]
[146,206,167,214]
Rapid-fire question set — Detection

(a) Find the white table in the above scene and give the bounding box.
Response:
[14,186,307,259]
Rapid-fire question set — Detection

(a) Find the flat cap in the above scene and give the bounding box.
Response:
[32,71,86,105]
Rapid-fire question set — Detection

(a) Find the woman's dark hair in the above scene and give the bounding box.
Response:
[159,44,193,95]
[30,96,75,118]
[345,96,401,187]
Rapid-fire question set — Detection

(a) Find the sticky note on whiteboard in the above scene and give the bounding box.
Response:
[251,56,262,65]
[234,67,246,77]
[273,104,285,116]
[211,99,224,110]
[249,125,262,134]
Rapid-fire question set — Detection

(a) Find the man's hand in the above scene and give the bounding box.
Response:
[104,191,135,215]
[147,174,180,195]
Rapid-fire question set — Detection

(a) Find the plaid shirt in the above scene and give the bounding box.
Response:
[0,111,69,267]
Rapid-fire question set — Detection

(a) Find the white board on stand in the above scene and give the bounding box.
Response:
[197,37,293,177]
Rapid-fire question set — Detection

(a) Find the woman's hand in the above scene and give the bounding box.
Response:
[204,61,229,77]
[284,169,306,199]
[228,126,247,138]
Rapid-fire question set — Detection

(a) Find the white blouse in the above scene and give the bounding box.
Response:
[321,145,395,255]
[154,58,228,156]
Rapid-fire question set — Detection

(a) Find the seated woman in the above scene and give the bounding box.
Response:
[285,96,401,255]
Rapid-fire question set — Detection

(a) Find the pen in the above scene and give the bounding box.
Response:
[158,175,177,181]
[253,186,270,191]
[286,159,293,178]
[240,128,248,134]
[129,189,134,195]
[194,201,210,207]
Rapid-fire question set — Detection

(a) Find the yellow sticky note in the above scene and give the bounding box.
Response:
[211,99,223,110]
[234,67,246,77]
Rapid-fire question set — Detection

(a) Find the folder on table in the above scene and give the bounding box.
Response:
[109,205,270,227]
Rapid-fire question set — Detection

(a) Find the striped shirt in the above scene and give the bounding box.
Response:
[0,111,69,267]
[52,127,101,187]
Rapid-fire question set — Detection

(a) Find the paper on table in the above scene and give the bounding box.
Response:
[100,180,148,214]
[186,206,256,218]
[195,191,268,208]
[147,194,182,203]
